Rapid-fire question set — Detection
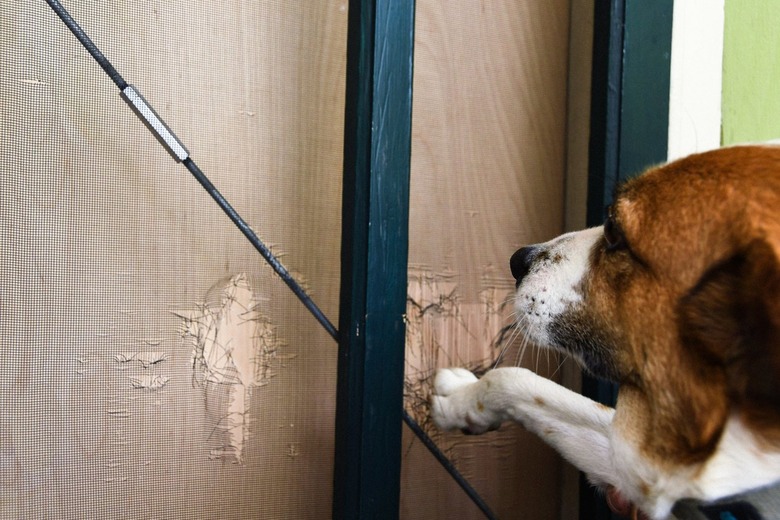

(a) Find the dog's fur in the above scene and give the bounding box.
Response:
[431,146,780,519]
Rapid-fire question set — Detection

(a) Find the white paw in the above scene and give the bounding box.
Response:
[433,367,478,397]
[430,368,501,434]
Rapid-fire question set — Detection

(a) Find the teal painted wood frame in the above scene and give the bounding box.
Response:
[587,0,673,226]
[334,1,415,518]
[584,1,673,519]
[618,1,673,178]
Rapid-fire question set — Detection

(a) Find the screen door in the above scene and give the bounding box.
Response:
[400,1,575,518]
[1,2,345,518]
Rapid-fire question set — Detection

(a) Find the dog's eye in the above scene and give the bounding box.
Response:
[603,210,626,251]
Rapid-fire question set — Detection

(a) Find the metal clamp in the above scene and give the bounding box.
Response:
[121,85,189,162]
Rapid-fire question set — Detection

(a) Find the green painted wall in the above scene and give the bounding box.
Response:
[722,0,780,145]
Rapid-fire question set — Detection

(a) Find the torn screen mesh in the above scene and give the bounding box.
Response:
[401,1,573,518]
[0,2,345,518]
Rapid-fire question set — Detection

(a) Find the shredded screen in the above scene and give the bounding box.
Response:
[1,2,345,518]
[401,1,574,518]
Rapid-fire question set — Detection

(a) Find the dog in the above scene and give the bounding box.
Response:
[431,146,780,519]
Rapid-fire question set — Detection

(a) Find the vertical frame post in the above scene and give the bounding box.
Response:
[583,0,673,519]
[334,1,415,519]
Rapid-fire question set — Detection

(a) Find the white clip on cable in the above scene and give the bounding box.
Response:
[121,85,189,162]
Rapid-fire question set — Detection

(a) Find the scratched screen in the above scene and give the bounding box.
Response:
[400,0,578,518]
[0,2,344,518]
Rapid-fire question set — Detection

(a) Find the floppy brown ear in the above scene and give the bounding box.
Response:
[678,238,780,444]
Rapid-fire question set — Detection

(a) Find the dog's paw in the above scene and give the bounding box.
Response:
[430,368,501,435]
[433,367,478,397]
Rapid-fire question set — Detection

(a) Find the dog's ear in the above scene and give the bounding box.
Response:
[678,238,780,442]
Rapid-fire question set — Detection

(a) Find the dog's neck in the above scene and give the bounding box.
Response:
[693,417,780,501]
[612,390,780,518]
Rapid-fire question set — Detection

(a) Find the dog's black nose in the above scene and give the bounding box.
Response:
[510,246,538,282]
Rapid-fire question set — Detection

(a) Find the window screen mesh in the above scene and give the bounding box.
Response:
[1,2,345,518]
[401,1,573,518]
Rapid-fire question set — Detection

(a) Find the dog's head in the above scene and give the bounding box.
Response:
[512,146,780,463]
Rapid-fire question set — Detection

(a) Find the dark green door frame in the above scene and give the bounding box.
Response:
[583,1,673,519]
[334,1,415,518]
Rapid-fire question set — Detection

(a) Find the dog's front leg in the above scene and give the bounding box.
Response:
[431,367,616,487]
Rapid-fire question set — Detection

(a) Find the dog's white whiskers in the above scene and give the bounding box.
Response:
[531,338,540,372]
[545,344,552,373]
[549,355,567,379]
[518,337,530,368]
[513,325,534,369]
[492,321,522,368]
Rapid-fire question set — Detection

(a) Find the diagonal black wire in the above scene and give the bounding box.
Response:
[44,0,127,90]
[43,1,497,518]
[402,413,497,518]
[44,0,338,342]
[180,158,339,341]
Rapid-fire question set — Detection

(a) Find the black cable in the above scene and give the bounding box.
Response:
[44,0,337,340]
[44,1,494,517]
[44,0,127,90]
[182,158,338,340]
[402,412,499,519]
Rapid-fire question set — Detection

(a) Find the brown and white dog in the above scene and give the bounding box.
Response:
[431,146,780,519]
